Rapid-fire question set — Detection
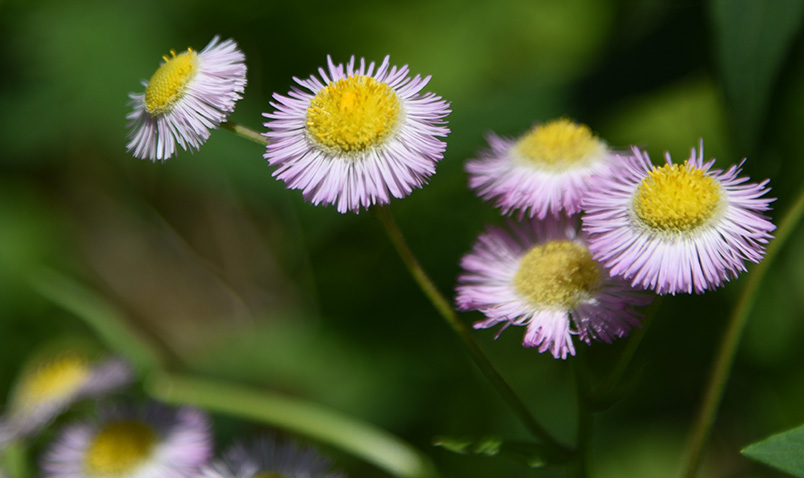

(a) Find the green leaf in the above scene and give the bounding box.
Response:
[742,423,804,476]
[709,0,804,153]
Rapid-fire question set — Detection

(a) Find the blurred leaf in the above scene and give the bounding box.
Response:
[146,372,439,478]
[0,444,29,478]
[433,435,566,468]
[27,269,164,373]
[742,423,804,476]
[709,0,804,153]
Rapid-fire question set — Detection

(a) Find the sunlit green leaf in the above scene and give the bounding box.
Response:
[742,423,804,477]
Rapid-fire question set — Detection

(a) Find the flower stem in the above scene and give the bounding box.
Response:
[680,187,804,478]
[221,121,268,146]
[372,205,571,458]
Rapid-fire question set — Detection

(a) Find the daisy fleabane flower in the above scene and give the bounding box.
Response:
[0,352,132,446]
[199,436,345,478]
[582,142,775,295]
[466,118,622,219]
[126,35,247,161]
[41,403,212,478]
[456,217,651,359]
[263,55,451,213]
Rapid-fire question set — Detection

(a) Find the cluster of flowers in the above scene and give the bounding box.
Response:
[456,120,775,358]
[125,36,776,361]
[0,352,343,478]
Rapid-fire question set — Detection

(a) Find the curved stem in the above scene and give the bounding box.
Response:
[372,206,571,458]
[146,372,439,478]
[221,121,268,146]
[680,187,804,478]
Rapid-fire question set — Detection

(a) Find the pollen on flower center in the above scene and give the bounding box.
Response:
[84,421,157,475]
[633,162,722,232]
[513,118,605,170]
[306,75,402,153]
[15,355,89,408]
[513,240,601,308]
[145,48,199,115]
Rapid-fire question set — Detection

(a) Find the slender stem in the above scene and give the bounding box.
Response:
[221,121,268,146]
[680,187,804,478]
[372,206,571,457]
[591,296,662,406]
[573,348,592,478]
[146,372,439,478]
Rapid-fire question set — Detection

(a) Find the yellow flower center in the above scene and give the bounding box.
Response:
[633,162,722,232]
[84,421,157,476]
[306,75,402,153]
[145,48,198,115]
[513,240,601,309]
[513,118,606,170]
[13,354,90,410]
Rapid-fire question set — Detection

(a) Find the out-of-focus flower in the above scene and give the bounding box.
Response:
[466,118,620,219]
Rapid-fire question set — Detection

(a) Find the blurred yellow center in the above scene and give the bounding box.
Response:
[513,118,604,170]
[633,163,722,232]
[306,75,401,153]
[85,421,157,476]
[513,241,601,308]
[14,355,89,409]
[145,48,198,115]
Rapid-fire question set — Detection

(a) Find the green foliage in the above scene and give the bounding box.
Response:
[743,423,804,477]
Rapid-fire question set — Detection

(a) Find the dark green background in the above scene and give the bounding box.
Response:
[1,0,803,476]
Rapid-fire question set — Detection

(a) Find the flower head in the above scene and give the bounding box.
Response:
[127,36,247,161]
[582,143,775,295]
[466,118,620,219]
[0,352,132,445]
[263,56,451,213]
[41,403,212,478]
[199,436,344,478]
[456,217,650,359]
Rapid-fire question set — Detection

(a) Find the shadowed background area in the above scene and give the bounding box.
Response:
[1,0,803,476]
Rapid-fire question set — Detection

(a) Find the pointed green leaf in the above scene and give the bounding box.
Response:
[742,423,804,476]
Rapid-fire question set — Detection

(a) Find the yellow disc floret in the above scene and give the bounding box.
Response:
[513,118,606,170]
[85,421,157,476]
[306,75,402,153]
[633,162,722,232]
[514,241,601,309]
[145,48,199,115]
[13,354,89,410]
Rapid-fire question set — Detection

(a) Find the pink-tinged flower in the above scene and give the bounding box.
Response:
[263,56,451,213]
[582,143,775,295]
[0,352,132,446]
[41,402,212,478]
[456,217,650,359]
[466,118,621,219]
[127,36,247,161]
[199,436,344,478]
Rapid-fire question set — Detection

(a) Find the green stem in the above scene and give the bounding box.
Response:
[590,296,662,407]
[680,187,804,478]
[221,121,269,146]
[573,349,592,478]
[146,372,438,478]
[372,205,571,458]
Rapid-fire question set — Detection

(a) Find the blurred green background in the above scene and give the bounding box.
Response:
[1,0,803,476]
